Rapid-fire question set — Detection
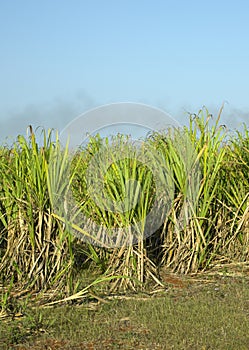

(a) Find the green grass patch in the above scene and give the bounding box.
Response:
[1,273,248,349]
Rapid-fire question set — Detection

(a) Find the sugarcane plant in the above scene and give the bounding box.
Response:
[0,107,248,301]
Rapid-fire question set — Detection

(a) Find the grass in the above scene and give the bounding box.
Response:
[0,268,249,349]
[1,109,249,296]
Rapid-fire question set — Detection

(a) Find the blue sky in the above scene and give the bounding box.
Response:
[1,0,249,141]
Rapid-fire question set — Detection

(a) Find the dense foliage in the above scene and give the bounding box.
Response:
[0,108,248,298]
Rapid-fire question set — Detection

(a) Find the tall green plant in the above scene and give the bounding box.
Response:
[64,134,173,290]
[220,125,249,259]
[156,108,228,272]
[0,128,74,291]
